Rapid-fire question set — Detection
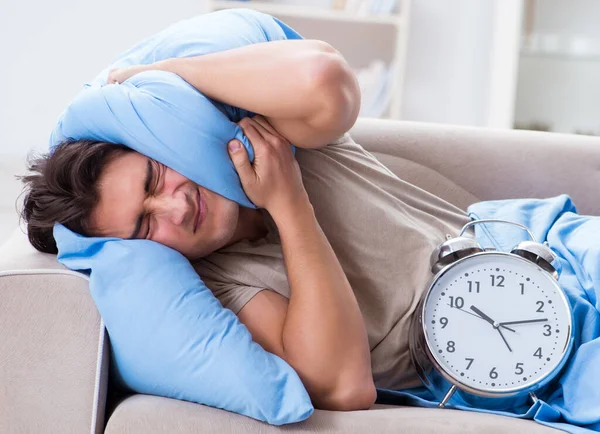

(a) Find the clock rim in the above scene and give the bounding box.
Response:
[421,251,574,397]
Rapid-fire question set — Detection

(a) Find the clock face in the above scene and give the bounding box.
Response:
[423,252,572,394]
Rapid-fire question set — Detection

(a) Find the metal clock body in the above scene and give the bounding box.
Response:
[410,220,574,409]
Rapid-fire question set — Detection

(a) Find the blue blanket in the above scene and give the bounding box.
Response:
[378,194,599,433]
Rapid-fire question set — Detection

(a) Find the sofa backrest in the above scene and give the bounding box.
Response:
[351,119,600,216]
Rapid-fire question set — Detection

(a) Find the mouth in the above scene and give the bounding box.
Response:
[193,187,205,233]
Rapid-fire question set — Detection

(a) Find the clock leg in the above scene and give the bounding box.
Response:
[438,385,457,408]
[529,392,539,404]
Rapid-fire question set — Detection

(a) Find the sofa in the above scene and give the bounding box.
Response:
[2,117,598,434]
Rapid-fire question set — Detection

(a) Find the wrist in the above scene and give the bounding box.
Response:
[154,57,183,74]
[268,193,314,227]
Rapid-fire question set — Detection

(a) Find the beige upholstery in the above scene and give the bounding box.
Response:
[351,119,600,216]
[105,395,559,434]
[0,230,108,434]
[4,118,598,433]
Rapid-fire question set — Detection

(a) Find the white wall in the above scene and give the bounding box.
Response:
[0,0,208,161]
[514,0,600,134]
[401,0,495,126]
[1,0,512,165]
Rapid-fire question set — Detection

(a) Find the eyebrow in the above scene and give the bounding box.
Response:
[128,158,153,240]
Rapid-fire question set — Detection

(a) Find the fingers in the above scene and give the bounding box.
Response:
[239,116,289,149]
[228,139,256,182]
[107,65,150,85]
[251,115,284,139]
[107,69,120,84]
[239,119,268,148]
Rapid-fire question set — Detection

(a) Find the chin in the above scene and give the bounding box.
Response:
[189,202,240,260]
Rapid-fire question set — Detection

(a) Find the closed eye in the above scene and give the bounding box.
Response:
[143,161,165,240]
[129,158,160,240]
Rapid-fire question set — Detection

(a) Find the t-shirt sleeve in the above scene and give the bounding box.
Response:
[205,280,266,314]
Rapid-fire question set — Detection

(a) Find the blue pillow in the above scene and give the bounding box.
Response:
[51,69,260,208]
[55,226,313,424]
[49,9,313,425]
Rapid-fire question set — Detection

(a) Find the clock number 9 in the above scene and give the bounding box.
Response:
[489,367,498,379]
[440,317,449,328]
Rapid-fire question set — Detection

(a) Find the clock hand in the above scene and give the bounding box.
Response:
[500,324,516,333]
[447,304,516,332]
[469,305,496,327]
[470,304,518,332]
[470,305,514,352]
[496,327,512,352]
[499,318,549,326]
[447,304,483,320]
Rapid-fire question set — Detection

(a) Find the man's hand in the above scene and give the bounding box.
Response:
[228,116,308,214]
[107,64,153,84]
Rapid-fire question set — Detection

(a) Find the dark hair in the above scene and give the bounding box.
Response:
[18,140,133,254]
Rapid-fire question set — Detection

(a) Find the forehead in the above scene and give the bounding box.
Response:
[87,151,148,238]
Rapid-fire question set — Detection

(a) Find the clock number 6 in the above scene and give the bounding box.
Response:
[489,367,498,379]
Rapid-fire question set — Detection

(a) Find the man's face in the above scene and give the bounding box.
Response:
[88,150,240,260]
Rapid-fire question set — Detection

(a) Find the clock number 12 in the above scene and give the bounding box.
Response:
[490,275,505,287]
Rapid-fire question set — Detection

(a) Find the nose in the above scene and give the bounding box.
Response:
[149,189,191,227]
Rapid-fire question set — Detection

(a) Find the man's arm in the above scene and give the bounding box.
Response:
[109,40,361,148]
[230,117,376,411]
[238,202,377,411]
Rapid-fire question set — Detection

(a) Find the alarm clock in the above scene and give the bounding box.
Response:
[409,219,574,409]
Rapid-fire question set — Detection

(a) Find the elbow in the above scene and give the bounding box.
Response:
[313,378,377,412]
[304,44,361,139]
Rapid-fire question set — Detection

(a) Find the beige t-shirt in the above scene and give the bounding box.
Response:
[193,133,472,391]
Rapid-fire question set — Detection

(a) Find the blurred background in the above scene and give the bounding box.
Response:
[1,0,598,242]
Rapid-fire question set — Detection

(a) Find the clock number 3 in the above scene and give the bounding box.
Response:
[543,324,552,336]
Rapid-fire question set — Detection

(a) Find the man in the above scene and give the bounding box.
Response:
[20,39,471,411]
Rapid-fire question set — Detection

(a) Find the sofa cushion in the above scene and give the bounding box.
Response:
[105,394,562,434]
